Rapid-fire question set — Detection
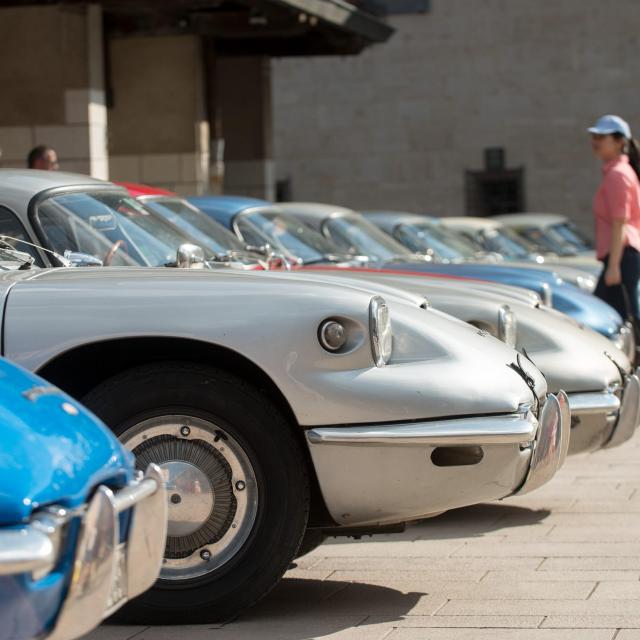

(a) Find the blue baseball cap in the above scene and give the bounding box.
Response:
[588,114,632,139]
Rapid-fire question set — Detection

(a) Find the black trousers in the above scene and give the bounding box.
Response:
[594,246,640,322]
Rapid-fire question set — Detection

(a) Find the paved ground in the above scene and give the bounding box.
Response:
[91,432,640,640]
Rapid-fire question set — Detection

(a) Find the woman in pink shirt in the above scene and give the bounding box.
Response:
[590,114,640,323]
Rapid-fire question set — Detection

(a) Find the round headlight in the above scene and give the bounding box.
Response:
[369,296,392,367]
[318,320,347,352]
[498,305,517,348]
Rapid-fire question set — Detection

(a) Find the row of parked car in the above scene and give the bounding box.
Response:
[1,168,637,639]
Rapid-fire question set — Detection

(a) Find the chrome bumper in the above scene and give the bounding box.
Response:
[306,394,569,526]
[516,391,570,494]
[604,371,640,449]
[0,464,167,640]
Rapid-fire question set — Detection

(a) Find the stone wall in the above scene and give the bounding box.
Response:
[272,0,640,232]
[0,4,108,177]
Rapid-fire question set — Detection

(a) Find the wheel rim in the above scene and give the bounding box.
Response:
[120,415,259,581]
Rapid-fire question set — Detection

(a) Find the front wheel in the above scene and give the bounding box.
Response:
[83,362,309,623]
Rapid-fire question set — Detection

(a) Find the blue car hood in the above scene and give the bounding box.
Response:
[379,261,624,338]
[0,359,134,525]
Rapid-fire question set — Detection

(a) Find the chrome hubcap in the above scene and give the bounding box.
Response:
[162,461,214,537]
[120,415,258,581]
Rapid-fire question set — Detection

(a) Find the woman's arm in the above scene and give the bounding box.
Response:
[605,218,625,285]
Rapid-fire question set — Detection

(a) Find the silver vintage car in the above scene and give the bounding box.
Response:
[0,171,569,623]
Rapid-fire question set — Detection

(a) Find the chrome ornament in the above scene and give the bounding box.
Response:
[369,296,392,367]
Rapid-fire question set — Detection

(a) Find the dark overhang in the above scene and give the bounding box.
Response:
[0,0,394,55]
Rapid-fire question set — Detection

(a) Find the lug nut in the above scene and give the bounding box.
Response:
[180,426,191,437]
[170,493,182,504]
[200,549,211,561]
[235,480,246,491]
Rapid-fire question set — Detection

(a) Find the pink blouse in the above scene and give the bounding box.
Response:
[593,155,640,260]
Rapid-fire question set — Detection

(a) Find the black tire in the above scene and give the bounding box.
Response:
[82,362,309,624]
[295,529,327,559]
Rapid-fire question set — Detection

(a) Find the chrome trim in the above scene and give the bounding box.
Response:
[605,372,640,449]
[369,295,392,367]
[557,390,571,467]
[48,486,118,640]
[123,464,168,599]
[497,305,517,347]
[0,527,55,575]
[568,391,620,416]
[517,392,568,494]
[307,412,537,446]
[0,464,167,640]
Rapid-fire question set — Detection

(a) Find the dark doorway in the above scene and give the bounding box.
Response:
[465,168,525,216]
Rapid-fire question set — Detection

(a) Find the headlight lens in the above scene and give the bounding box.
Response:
[369,296,393,367]
[318,320,347,352]
[498,305,517,348]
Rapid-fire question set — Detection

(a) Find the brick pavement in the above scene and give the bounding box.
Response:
[90,430,640,639]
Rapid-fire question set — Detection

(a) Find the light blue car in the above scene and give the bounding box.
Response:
[0,358,166,640]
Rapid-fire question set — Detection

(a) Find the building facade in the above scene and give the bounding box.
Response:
[272,0,640,232]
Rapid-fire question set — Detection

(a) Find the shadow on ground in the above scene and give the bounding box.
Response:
[319,502,552,545]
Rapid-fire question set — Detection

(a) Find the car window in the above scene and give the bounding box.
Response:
[395,223,476,260]
[548,223,593,252]
[324,216,410,261]
[0,205,43,265]
[33,191,195,266]
[146,198,245,254]
[481,228,533,259]
[237,209,335,263]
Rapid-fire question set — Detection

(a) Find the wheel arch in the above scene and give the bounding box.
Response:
[37,336,335,527]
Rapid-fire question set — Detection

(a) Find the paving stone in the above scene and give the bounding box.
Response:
[590,582,640,599]
[542,616,640,628]
[483,570,640,582]
[388,630,614,640]
[617,632,640,639]
[310,557,544,572]
[540,557,640,571]
[454,541,640,557]
[366,615,544,628]
[440,599,640,616]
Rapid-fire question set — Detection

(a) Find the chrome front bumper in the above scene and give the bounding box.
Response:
[306,393,569,526]
[0,464,167,640]
[604,370,640,449]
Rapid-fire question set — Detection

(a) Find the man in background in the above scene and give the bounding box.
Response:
[27,145,59,170]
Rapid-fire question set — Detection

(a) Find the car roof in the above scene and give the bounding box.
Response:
[362,211,439,233]
[493,213,570,228]
[277,202,359,232]
[0,169,121,216]
[187,195,272,226]
[439,216,504,231]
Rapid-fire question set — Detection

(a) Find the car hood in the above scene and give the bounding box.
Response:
[288,268,624,393]
[369,262,623,338]
[0,358,133,525]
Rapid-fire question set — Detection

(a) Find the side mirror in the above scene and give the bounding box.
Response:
[63,250,103,267]
[177,243,206,269]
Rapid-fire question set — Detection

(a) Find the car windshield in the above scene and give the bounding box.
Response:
[33,190,197,266]
[394,222,477,260]
[515,226,578,256]
[237,208,337,263]
[324,216,411,261]
[144,197,246,255]
[547,222,593,252]
[481,228,535,259]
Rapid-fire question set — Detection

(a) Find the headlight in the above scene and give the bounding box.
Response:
[498,305,517,348]
[369,296,392,367]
